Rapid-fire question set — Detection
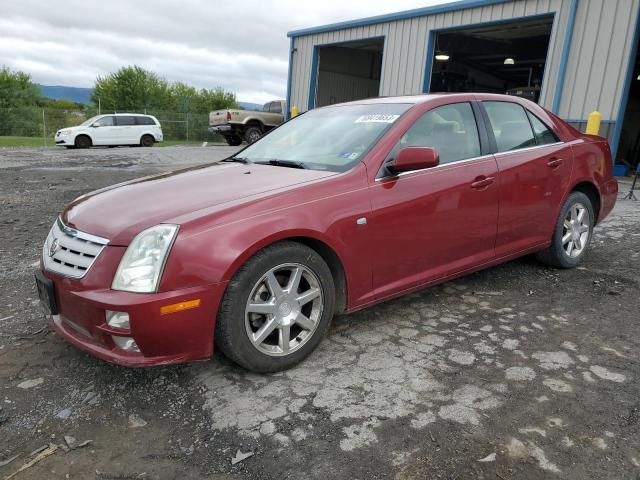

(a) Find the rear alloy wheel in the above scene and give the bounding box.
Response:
[215,241,335,372]
[140,135,154,147]
[537,191,594,268]
[244,126,262,144]
[74,135,91,149]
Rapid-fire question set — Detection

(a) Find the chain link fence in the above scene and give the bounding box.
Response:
[0,107,223,145]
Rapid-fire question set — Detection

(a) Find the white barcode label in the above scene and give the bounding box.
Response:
[354,114,400,124]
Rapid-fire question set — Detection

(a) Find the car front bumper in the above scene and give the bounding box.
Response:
[40,269,227,367]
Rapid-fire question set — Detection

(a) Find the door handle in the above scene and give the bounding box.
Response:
[547,157,563,168]
[470,176,495,189]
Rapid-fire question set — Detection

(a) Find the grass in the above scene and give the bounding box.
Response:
[0,136,50,147]
[0,136,226,148]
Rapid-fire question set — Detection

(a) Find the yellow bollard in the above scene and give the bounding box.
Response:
[290,105,299,118]
[585,111,602,135]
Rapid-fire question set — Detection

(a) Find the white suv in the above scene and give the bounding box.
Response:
[55,114,163,149]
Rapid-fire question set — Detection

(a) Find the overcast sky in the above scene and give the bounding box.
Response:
[1,0,446,104]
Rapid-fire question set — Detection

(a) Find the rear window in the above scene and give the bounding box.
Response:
[116,116,136,126]
[269,102,282,114]
[483,101,536,152]
[136,116,156,126]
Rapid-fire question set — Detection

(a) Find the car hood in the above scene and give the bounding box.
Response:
[61,162,336,245]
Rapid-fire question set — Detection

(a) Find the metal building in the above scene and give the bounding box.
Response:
[286,0,640,163]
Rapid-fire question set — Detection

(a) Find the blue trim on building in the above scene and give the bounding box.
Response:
[551,0,579,114]
[421,13,555,94]
[285,37,294,120]
[610,4,640,159]
[307,46,319,110]
[287,0,511,38]
[422,31,435,93]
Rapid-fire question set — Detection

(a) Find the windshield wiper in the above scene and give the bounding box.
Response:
[223,157,251,164]
[255,159,308,169]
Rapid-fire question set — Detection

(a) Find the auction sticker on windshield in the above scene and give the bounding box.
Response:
[354,114,400,123]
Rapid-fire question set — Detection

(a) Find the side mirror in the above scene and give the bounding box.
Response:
[390,147,440,173]
[91,123,99,128]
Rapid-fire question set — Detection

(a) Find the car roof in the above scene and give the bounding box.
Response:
[101,113,154,117]
[325,93,529,107]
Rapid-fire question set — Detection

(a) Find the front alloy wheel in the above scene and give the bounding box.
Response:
[245,263,323,356]
[215,241,335,372]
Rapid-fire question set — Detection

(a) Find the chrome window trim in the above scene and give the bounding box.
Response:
[492,141,564,157]
[375,141,565,182]
[56,217,109,245]
[375,153,495,181]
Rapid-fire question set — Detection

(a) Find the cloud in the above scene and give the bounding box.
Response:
[1,0,444,103]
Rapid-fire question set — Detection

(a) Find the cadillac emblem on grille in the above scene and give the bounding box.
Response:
[49,238,59,258]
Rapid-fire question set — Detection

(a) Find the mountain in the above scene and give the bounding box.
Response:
[39,84,264,110]
[39,85,93,104]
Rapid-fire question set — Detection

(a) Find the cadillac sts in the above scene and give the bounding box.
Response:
[35,93,618,372]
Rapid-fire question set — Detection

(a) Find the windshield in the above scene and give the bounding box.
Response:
[80,115,101,127]
[236,103,412,172]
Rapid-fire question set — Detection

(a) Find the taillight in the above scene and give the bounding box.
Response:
[226,111,232,121]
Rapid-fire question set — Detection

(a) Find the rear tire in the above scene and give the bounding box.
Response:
[225,136,242,146]
[536,191,594,268]
[74,135,91,149]
[244,126,262,144]
[140,135,154,147]
[215,241,335,372]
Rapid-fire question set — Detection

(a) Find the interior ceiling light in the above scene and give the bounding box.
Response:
[435,51,450,61]
[504,57,515,65]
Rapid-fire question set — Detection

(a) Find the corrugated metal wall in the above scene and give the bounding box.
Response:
[289,0,639,122]
[559,0,639,120]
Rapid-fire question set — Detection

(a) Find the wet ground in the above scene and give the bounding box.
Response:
[0,146,638,479]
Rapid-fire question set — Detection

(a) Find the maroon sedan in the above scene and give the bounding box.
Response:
[35,93,618,372]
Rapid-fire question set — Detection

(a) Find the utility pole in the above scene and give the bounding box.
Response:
[98,97,101,115]
[42,108,46,147]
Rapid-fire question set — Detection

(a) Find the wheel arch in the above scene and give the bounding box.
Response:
[221,231,348,314]
[244,119,265,131]
[74,133,93,146]
[569,180,601,223]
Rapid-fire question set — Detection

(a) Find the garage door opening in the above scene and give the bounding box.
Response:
[312,38,384,108]
[616,30,640,169]
[427,16,553,102]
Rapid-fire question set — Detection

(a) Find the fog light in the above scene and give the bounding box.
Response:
[111,335,140,352]
[106,311,130,330]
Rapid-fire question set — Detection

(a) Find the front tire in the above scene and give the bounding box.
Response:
[536,191,594,268]
[74,135,91,149]
[215,241,335,372]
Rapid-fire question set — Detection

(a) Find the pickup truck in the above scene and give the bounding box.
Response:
[208,100,286,146]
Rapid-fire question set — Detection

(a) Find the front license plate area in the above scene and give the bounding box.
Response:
[35,271,58,316]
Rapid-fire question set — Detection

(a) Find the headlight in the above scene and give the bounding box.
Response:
[112,224,178,293]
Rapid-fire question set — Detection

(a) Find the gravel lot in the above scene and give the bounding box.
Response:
[0,146,638,479]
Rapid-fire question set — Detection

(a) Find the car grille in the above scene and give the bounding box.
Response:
[42,218,109,279]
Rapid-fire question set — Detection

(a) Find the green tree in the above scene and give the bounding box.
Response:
[195,87,237,113]
[0,66,42,136]
[0,66,41,108]
[91,65,171,112]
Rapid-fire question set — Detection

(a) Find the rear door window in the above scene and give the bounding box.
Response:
[116,116,136,126]
[388,102,481,165]
[526,111,560,145]
[483,102,536,152]
[136,116,156,126]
